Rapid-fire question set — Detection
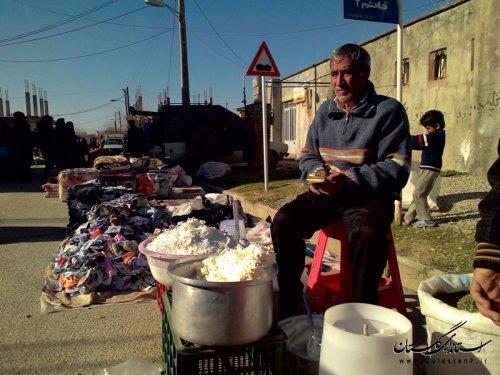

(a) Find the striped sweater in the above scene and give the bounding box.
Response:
[299,81,412,197]
[474,140,500,271]
[411,131,446,172]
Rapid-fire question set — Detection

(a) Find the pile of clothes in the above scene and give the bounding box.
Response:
[42,192,170,312]
[41,177,253,312]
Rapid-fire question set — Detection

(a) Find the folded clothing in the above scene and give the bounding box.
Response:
[58,168,99,202]
[94,155,130,171]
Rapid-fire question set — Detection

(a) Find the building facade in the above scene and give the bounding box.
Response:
[271,0,499,176]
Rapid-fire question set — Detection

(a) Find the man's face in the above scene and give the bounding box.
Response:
[330,56,369,108]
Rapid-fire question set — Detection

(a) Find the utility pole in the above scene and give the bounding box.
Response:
[122,87,130,119]
[146,0,190,105]
[178,0,190,105]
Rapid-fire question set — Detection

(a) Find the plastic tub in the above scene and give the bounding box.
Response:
[138,237,192,287]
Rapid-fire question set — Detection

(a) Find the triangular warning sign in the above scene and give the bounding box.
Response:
[247,42,280,77]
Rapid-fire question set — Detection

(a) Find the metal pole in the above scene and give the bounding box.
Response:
[396,0,403,102]
[395,0,404,224]
[123,87,130,119]
[261,76,269,191]
[178,0,190,105]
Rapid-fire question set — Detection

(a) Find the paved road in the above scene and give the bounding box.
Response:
[0,167,162,375]
[0,166,428,374]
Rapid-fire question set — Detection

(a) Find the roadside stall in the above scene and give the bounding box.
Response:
[40,154,290,374]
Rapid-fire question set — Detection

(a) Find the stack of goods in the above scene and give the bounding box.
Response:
[58,168,99,202]
[41,193,170,311]
[42,177,59,198]
[93,155,130,170]
[65,182,130,236]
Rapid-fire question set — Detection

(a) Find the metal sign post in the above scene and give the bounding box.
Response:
[261,76,269,191]
[246,42,280,192]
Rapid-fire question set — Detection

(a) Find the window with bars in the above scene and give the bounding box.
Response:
[429,48,447,80]
[283,103,296,142]
[402,58,410,85]
[394,58,410,86]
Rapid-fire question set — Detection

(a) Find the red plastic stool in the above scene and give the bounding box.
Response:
[306,222,406,315]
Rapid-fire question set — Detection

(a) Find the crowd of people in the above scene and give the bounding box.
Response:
[0,111,37,181]
[0,112,150,182]
[37,115,89,179]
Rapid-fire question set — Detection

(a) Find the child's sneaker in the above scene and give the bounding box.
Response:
[413,220,437,228]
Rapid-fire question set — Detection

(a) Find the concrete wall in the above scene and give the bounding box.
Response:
[273,0,499,176]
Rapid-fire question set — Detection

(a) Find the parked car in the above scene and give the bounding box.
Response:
[103,134,124,155]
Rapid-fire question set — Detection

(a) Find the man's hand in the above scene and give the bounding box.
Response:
[309,172,345,195]
[470,268,500,325]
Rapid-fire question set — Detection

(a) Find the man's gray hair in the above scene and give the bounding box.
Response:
[330,43,371,69]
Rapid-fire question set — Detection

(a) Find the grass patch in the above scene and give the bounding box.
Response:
[441,169,468,177]
[392,224,475,274]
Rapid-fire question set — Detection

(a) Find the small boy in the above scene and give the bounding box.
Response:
[403,110,446,227]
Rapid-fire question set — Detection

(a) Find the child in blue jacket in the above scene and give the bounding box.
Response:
[403,110,446,227]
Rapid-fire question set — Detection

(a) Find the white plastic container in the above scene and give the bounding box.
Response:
[319,303,413,375]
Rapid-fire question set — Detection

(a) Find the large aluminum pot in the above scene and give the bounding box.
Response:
[167,254,278,346]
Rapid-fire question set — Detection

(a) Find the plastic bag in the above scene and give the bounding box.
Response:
[196,161,231,179]
[246,221,272,244]
[102,357,162,375]
[418,274,500,375]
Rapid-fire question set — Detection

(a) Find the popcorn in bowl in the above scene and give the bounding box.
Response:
[199,243,276,282]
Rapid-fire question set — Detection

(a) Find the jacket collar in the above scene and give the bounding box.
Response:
[328,81,378,120]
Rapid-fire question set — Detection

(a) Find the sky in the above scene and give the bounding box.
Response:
[0,0,456,134]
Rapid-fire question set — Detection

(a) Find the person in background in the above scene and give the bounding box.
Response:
[88,131,107,166]
[470,138,500,325]
[403,110,446,228]
[11,111,33,180]
[0,117,14,179]
[53,118,67,173]
[66,121,85,168]
[271,43,412,319]
[37,115,56,179]
[123,119,146,157]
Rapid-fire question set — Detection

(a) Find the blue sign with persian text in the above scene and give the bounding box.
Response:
[344,0,399,24]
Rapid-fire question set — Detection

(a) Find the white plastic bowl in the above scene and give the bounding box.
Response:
[138,237,192,287]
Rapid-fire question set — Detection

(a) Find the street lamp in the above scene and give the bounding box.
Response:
[145,0,190,105]
[110,98,129,120]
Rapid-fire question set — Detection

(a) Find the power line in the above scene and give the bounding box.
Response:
[53,97,122,117]
[0,30,173,63]
[0,0,118,44]
[192,0,247,66]
[12,0,168,30]
[0,6,149,47]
